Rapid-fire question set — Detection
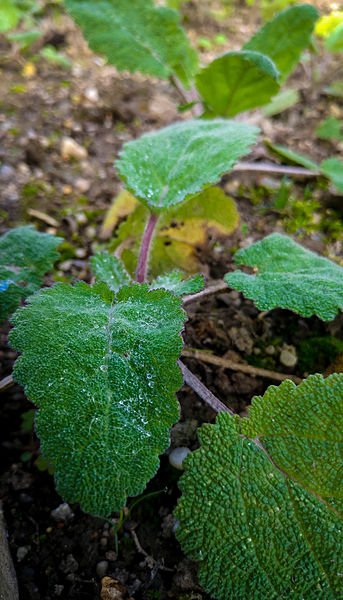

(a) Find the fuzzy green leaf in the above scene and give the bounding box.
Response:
[0,226,62,322]
[116,119,259,210]
[176,373,343,600]
[10,282,186,516]
[151,271,204,296]
[224,233,343,321]
[63,0,198,88]
[321,158,343,192]
[196,50,280,117]
[244,4,319,82]
[90,252,131,292]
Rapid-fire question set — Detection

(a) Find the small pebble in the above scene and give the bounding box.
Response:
[75,248,87,258]
[51,502,74,522]
[96,560,109,578]
[75,212,88,225]
[265,345,276,356]
[61,137,88,161]
[280,345,298,368]
[169,447,191,470]
[105,550,117,561]
[75,177,91,193]
[100,537,108,548]
[85,87,99,103]
[17,546,30,562]
[0,164,15,181]
[54,585,64,597]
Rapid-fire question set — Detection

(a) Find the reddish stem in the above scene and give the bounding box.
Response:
[136,212,159,283]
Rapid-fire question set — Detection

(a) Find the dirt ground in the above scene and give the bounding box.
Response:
[0,1,342,598]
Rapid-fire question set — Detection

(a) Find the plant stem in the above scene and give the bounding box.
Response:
[170,75,203,117]
[178,359,233,415]
[135,212,159,283]
[232,162,319,177]
[183,280,228,306]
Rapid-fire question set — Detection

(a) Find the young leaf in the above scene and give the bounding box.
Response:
[0,226,63,322]
[244,4,319,82]
[325,23,343,53]
[196,50,280,117]
[321,158,343,193]
[264,141,320,171]
[262,87,299,117]
[90,252,131,292]
[10,282,186,516]
[151,271,204,296]
[265,142,343,192]
[176,373,343,600]
[116,120,259,210]
[224,233,343,321]
[62,0,198,88]
[315,117,343,141]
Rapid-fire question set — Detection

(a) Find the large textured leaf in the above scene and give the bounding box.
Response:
[176,373,343,600]
[0,226,62,322]
[196,50,280,117]
[224,233,343,321]
[244,4,319,82]
[90,252,131,292]
[111,187,240,277]
[116,120,259,210]
[63,0,198,88]
[10,282,186,516]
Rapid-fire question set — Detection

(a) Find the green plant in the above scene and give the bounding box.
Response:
[0,225,62,322]
[2,2,343,598]
[3,135,343,598]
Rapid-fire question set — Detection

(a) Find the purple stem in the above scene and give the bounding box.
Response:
[136,212,159,283]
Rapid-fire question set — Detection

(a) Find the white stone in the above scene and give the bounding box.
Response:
[280,345,297,368]
[61,137,88,161]
[169,447,191,470]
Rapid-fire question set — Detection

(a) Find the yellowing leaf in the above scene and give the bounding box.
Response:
[111,187,239,278]
[150,238,199,275]
[101,189,138,239]
[158,187,239,245]
[315,11,343,37]
[21,62,36,78]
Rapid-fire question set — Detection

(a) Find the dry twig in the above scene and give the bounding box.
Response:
[0,375,14,393]
[182,349,302,384]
